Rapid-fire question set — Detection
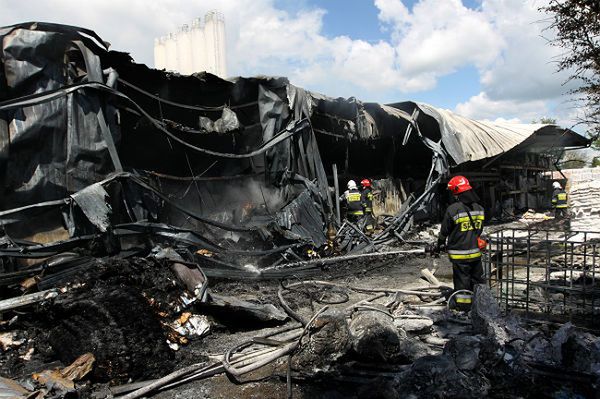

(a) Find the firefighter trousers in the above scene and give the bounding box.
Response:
[554,208,567,219]
[363,212,375,232]
[347,214,363,224]
[452,259,484,292]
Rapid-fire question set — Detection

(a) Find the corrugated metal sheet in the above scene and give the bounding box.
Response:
[310,94,588,167]
[416,103,554,165]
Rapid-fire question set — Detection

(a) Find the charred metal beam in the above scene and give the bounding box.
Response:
[333,163,341,225]
[0,82,311,159]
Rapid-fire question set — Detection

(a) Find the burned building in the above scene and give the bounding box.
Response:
[1,22,598,399]
[310,100,589,220]
[0,23,589,265]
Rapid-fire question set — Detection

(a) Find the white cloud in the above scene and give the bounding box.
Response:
[455,91,589,135]
[331,38,400,90]
[0,0,582,128]
[233,6,329,69]
[0,0,505,95]
[230,0,505,94]
[491,117,523,124]
[455,92,549,122]
[477,0,577,101]
[453,0,583,126]
[374,0,410,27]
[388,0,504,77]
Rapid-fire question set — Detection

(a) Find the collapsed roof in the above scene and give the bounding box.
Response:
[0,22,591,270]
[390,102,589,164]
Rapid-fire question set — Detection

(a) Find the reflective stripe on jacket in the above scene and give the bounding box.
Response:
[438,201,485,263]
[448,248,482,260]
[455,293,473,304]
[552,189,568,209]
[344,190,364,216]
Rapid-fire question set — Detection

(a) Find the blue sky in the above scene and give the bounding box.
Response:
[266,0,578,125]
[279,0,482,42]
[280,0,388,42]
[0,0,585,130]
[289,0,484,40]
[285,0,483,108]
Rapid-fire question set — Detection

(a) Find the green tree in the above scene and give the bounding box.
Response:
[542,1,600,164]
[531,117,557,124]
[542,1,600,130]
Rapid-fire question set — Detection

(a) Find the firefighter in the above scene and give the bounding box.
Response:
[434,175,485,310]
[551,181,568,219]
[360,179,375,233]
[340,180,364,224]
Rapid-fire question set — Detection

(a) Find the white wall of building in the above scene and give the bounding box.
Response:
[154,11,227,78]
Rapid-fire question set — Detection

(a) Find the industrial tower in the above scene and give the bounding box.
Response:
[154,11,227,78]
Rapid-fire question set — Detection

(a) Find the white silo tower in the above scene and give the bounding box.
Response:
[154,12,227,76]
[204,10,227,77]
[153,37,167,70]
[176,24,193,74]
[191,17,207,74]
[215,13,227,77]
[164,33,178,72]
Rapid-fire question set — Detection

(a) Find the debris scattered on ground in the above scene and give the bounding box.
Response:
[0,21,598,399]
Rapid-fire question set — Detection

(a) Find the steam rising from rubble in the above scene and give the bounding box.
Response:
[215,179,287,221]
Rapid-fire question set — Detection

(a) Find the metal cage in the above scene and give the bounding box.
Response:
[484,228,600,327]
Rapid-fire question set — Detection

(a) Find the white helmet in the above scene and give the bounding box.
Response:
[553,181,562,189]
[347,180,357,190]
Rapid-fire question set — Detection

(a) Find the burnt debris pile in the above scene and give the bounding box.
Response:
[0,22,598,398]
[48,285,173,383]
[2,257,600,397]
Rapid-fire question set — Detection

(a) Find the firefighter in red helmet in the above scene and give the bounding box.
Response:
[360,179,375,233]
[434,175,485,310]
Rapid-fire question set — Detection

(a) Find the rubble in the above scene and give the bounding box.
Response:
[394,354,491,399]
[292,308,351,372]
[1,253,599,398]
[0,376,35,399]
[471,284,525,345]
[0,331,25,351]
[0,21,598,399]
[349,304,401,362]
[204,293,288,323]
[0,290,60,313]
[392,315,434,333]
[552,323,600,375]
[47,285,174,383]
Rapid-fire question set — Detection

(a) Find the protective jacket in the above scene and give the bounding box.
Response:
[552,189,568,209]
[341,189,364,216]
[438,201,485,262]
[361,188,373,214]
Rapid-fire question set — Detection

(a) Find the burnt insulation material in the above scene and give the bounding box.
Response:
[48,286,174,383]
[42,257,183,383]
[54,257,184,315]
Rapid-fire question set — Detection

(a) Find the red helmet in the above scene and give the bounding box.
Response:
[447,175,472,194]
[360,179,371,188]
